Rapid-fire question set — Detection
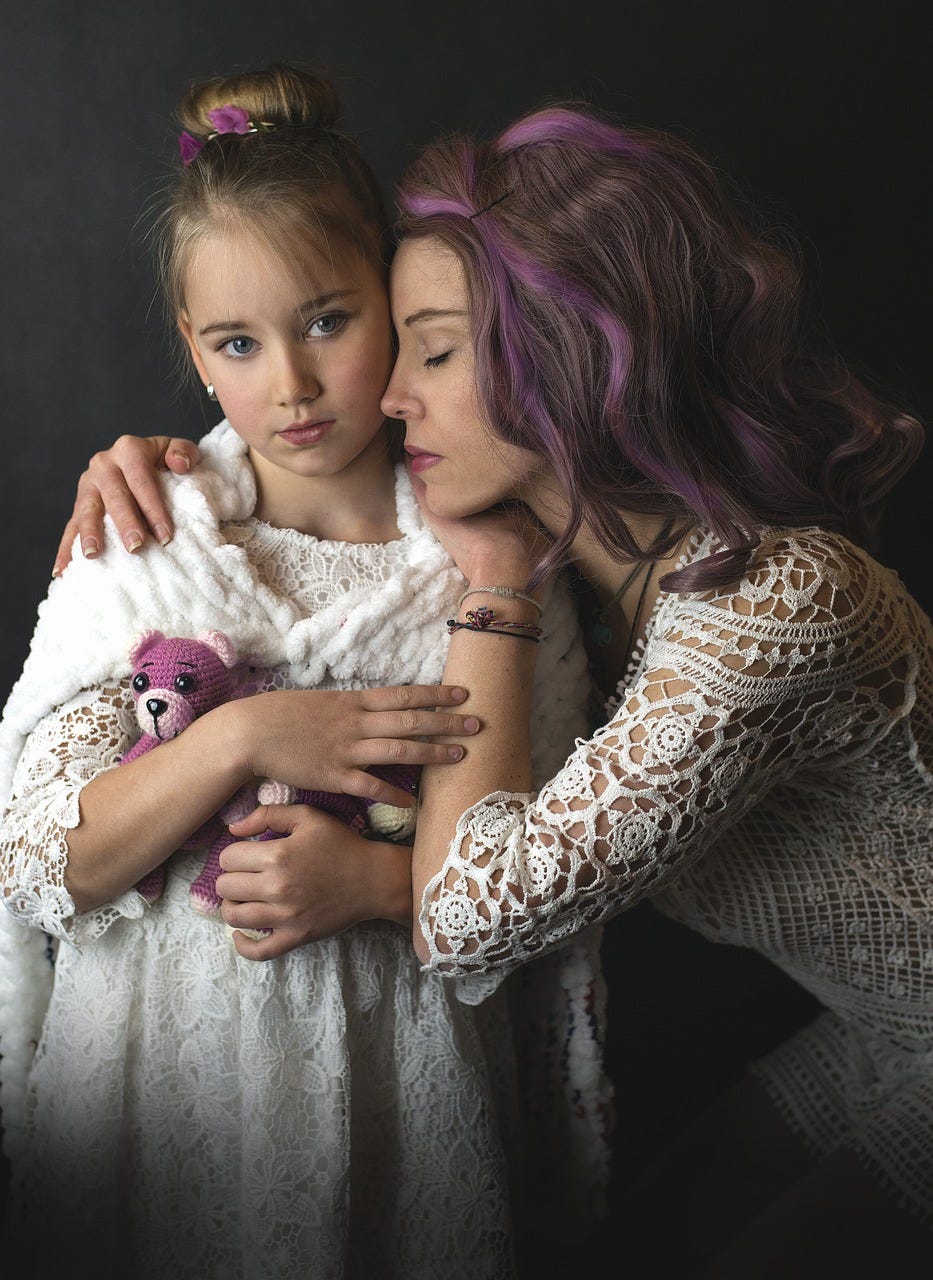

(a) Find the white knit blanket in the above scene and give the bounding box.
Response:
[0,421,466,1156]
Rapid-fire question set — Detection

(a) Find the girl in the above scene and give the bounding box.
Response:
[0,68,603,1278]
[84,104,932,1270]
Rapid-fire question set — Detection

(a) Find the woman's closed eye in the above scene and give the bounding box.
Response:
[424,349,453,369]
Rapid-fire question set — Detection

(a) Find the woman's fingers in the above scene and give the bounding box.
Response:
[52,434,200,575]
[52,515,82,578]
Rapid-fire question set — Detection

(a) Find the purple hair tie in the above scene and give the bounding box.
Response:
[178,104,276,167]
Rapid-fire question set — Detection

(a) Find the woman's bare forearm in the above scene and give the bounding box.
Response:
[410,588,539,962]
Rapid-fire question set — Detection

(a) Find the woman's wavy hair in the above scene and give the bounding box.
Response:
[395,106,923,590]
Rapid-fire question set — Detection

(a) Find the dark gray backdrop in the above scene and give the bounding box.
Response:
[1,0,929,1211]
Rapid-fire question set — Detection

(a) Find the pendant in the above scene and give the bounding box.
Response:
[592,616,614,648]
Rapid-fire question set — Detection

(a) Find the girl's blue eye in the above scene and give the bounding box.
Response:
[424,349,453,369]
[222,336,255,357]
[307,313,346,338]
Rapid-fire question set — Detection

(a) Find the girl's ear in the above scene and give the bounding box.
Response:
[178,311,210,386]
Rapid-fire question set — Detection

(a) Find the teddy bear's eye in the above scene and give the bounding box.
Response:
[174,674,197,694]
[132,673,149,693]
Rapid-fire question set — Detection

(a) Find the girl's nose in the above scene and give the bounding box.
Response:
[277,350,321,407]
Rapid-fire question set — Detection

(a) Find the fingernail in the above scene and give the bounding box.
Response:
[82,538,99,559]
[448,745,465,760]
[51,564,62,578]
[450,687,467,702]
[154,522,171,546]
[124,531,143,553]
[463,717,480,733]
[170,452,191,473]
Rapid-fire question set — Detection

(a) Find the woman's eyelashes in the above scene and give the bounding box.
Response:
[424,348,453,369]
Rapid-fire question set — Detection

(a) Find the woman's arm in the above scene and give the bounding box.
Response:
[413,537,901,975]
[53,434,201,576]
[406,499,546,961]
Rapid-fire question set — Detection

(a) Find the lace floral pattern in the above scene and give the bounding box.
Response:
[1,520,530,1278]
[421,526,933,1218]
[1,686,144,945]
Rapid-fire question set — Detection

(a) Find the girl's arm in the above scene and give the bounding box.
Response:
[2,681,478,929]
[53,434,200,576]
[215,803,414,961]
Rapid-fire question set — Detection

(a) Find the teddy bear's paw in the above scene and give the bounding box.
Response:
[367,803,417,842]
[257,781,295,806]
[188,883,223,918]
[135,867,167,904]
[224,923,272,943]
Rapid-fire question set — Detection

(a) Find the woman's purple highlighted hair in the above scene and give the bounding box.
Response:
[396,106,923,590]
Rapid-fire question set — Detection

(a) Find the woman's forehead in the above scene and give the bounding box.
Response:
[390,237,468,318]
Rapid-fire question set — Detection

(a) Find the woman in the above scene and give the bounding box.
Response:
[54,104,931,1270]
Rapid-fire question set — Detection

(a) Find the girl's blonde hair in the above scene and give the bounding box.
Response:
[156,63,388,319]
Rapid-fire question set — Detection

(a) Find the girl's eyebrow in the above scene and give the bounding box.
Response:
[403,308,468,327]
[198,291,359,337]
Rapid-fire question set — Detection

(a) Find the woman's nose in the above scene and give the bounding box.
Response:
[380,366,412,420]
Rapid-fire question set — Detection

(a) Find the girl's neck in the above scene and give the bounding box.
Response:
[249,432,402,544]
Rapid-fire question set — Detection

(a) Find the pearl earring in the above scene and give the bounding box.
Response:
[206,384,217,401]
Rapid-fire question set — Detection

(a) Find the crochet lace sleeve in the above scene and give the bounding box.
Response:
[0,685,145,945]
[420,534,913,976]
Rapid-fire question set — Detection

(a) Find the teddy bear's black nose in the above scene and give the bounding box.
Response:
[146,698,168,719]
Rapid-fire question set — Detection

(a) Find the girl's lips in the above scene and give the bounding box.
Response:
[278,420,335,445]
[404,444,443,473]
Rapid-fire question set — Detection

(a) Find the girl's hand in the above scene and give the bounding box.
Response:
[53,434,201,576]
[409,472,549,589]
[234,685,479,809]
[216,804,412,961]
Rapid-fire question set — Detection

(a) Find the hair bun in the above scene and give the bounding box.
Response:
[178,63,341,136]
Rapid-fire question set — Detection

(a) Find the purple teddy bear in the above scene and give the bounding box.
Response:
[121,630,420,918]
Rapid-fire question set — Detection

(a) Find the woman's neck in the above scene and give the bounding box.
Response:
[527,478,691,698]
[248,433,401,544]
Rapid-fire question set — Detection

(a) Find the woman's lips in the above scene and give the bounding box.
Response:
[404,444,443,473]
[278,420,335,445]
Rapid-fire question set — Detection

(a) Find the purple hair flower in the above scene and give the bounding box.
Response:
[207,105,252,136]
[178,131,204,167]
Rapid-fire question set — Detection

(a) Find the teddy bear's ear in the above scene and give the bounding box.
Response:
[129,630,165,665]
[196,630,238,669]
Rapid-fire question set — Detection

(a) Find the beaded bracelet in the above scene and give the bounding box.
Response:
[457,585,543,617]
[447,605,543,643]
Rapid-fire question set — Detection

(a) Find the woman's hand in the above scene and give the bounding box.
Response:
[233,686,479,809]
[409,472,549,589]
[216,804,412,961]
[53,434,201,576]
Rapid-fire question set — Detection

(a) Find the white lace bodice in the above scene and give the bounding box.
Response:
[0,495,603,1275]
[422,526,932,1035]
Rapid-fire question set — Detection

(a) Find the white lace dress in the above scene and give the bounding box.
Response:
[0,473,600,1279]
[421,525,933,1221]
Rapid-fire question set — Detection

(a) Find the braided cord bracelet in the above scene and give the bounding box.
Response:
[457,585,544,617]
[447,605,543,643]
